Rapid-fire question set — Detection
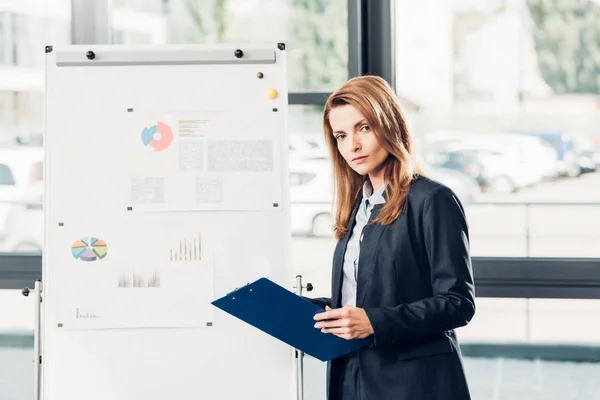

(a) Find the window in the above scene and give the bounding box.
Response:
[111,0,349,92]
[0,1,69,255]
[0,8,70,400]
[396,0,600,258]
[0,5,70,137]
[393,6,600,391]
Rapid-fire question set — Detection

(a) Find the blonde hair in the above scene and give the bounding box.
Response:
[322,75,423,240]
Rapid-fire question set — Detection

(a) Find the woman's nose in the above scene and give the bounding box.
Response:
[351,136,361,151]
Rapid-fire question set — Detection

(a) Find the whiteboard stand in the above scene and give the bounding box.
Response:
[22,280,43,400]
[44,43,294,400]
[26,276,311,400]
[26,277,312,400]
[293,275,313,400]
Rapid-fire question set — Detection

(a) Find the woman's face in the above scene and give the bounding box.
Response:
[329,104,389,183]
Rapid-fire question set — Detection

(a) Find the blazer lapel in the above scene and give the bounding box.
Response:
[331,202,360,308]
[356,204,385,308]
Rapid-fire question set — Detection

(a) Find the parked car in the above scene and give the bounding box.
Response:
[0,146,43,195]
[0,181,43,252]
[0,147,43,241]
[427,132,558,186]
[428,140,535,193]
[424,149,494,191]
[424,134,558,194]
[288,154,481,236]
[288,133,328,161]
[426,166,480,203]
[504,134,558,180]
[519,131,588,177]
[570,135,599,173]
[592,137,600,167]
[0,162,17,241]
[289,159,334,237]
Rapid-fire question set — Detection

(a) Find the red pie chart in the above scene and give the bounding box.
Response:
[141,121,173,151]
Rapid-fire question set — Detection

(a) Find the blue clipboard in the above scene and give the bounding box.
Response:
[211,277,370,362]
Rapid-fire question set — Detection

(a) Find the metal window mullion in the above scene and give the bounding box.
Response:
[362,0,395,87]
[347,0,363,79]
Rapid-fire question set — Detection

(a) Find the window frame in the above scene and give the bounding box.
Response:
[2,0,599,301]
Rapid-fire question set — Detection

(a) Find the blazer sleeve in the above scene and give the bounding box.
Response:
[364,186,476,347]
[303,297,331,309]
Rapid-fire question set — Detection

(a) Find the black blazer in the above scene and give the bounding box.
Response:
[311,175,476,400]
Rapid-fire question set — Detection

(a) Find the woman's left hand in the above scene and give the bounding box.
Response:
[313,306,374,340]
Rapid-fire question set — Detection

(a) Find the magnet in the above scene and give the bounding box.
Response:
[266,88,278,99]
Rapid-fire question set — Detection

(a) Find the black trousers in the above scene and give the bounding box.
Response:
[330,351,366,400]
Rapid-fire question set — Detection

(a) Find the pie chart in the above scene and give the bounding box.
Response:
[141,121,173,151]
[72,237,107,262]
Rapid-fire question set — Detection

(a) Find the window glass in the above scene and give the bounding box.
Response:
[112,0,349,91]
[397,0,600,257]
[0,0,69,255]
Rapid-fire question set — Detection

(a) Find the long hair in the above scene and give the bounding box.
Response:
[322,75,424,240]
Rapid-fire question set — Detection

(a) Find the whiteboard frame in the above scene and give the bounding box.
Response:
[41,42,296,400]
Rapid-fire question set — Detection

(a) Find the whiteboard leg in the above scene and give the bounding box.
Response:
[24,280,43,400]
[295,349,304,400]
[293,275,312,400]
[34,280,42,400]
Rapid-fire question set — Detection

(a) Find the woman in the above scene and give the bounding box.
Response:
[310,75,476,400]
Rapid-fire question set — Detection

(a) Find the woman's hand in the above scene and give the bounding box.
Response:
[313,305,374,340]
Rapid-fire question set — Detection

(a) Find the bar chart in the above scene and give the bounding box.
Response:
[118,272,160,288]
[147,272,160,288]
[76,308,99,319]
[169,233,202,262]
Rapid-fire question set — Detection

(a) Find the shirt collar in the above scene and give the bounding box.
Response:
[362,180,387,206]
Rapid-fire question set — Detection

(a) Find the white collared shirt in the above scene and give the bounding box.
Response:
[341,181,387,307]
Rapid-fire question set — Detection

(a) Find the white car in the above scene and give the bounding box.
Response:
[498,133,558,181]
[441,134,545,192]
[289,159,335,237]
[0,146,44,241]
[0,181,44,252]
[288,155,481,236]
[288,132,329,161]
[427,167,480,203]
[0,160,18,232]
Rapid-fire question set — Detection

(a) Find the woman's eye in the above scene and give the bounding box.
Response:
[360,125,370,132]
[335,134,346,140]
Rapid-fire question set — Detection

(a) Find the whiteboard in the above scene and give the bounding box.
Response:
[43,44,294,400]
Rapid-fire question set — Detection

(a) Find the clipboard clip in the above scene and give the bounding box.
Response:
[226,279,264,296]
[226,286,243,296]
